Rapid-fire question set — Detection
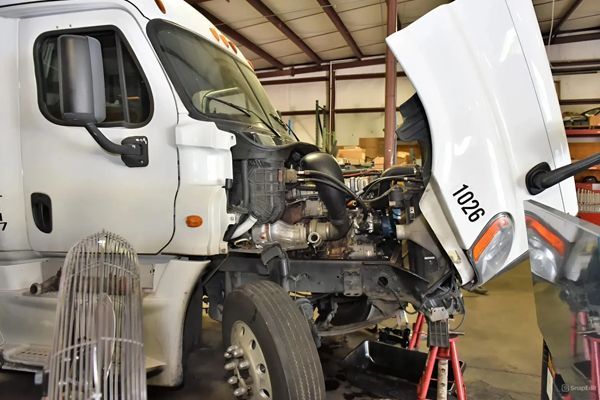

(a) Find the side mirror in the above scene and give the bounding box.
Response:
[57,35,106,125]
[56,34,148,167]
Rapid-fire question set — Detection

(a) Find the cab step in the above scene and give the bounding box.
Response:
[1,344,165,373]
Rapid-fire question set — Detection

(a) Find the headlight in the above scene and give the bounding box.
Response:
[469,213,515,283]
[525,213,566,283]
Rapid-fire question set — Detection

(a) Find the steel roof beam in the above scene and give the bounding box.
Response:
[549,30,600,44]
[246,0,322,64]
[316,0,363,59]
[550,0,585,40]
[192,5,285,69]
[256,56,387,78]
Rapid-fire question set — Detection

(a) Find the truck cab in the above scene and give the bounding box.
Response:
[0,0,252,387]
[0,0,261,258]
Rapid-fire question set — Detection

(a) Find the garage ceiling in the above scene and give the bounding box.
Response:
[187,0,600,71]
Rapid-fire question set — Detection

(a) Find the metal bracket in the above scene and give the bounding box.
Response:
[428,306,449,322]
[343,268,363,297]
[260,244,290,291]
[121,136,149,168]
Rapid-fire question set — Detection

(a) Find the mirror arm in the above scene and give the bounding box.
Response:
[85,123,140,155]
[526,152,600,195]
[84,123,149,168]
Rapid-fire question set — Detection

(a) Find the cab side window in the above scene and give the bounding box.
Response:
[37,29,151,126]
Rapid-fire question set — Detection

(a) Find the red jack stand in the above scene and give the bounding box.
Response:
[417,335,467,400]
[571,312,591,359]
[408,312,425,350]
[588,334,600,400]
[570,312,599,400]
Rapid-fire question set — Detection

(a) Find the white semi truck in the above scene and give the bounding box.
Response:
[0,0,579,398]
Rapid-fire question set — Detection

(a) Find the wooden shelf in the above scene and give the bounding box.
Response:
[566,129,600,137]
[576,183,600,190]
[579,213,600,225]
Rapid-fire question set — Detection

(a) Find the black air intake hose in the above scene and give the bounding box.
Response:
[301,152,350,240]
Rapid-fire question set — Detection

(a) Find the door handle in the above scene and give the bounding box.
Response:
[31,193,52,233]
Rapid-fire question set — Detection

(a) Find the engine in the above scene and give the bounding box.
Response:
[211,97,463,338]
[225,130,425,264]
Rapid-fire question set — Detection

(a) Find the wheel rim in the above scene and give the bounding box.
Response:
[225,321,272,399]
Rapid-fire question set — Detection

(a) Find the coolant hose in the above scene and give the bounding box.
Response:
[231,215,257,239]
[301,152,350,240]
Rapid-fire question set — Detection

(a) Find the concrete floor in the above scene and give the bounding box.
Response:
[0,261,541,399]
[458,261,542,400]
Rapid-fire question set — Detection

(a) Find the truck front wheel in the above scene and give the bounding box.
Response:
[222,280,326,400]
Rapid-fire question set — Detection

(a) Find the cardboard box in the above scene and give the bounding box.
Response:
[372,152,411,170]
[373,156,384,170]
[337,146,366,165]
[359,138,385,160]
[396,151,411,165]
[357,137,422,161]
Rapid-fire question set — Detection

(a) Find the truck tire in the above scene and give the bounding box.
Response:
[222,280,326,400]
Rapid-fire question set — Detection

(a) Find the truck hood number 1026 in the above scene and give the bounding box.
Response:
[453,184,485,222]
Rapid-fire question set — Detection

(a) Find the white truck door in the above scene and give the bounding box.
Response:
[18,9,179,253]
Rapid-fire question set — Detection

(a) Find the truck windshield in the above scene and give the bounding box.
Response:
[148,20,292,141]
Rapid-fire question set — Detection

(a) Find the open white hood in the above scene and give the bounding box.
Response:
[386,0,578,285]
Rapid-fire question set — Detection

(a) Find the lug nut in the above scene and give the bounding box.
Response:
[239,360,250,370]
[227,345,239,353]
[225,361,238,371]
[227,376,239,385]
[232,348,244,358]
[233,387,248,397]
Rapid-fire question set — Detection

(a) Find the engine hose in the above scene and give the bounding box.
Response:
[230,215,258,239]
[366,165,419,196]
[301,153,352,240]
[298,177,369,213]
[302,171,418,213]
[359,175,421,197]
[363,187,395,207]
[299,170,369,210]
